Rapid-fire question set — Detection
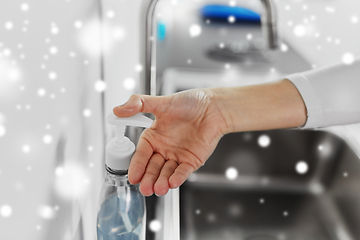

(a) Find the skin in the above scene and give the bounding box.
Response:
[113,79,307,196]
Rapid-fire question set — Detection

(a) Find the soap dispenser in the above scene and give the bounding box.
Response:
[97,113,153,240]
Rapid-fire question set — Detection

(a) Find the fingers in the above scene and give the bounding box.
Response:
[154,160,179,196]
[169,163,194,189]
[128,136,153,185]
[139,153,165,196]
[113,94,164,117]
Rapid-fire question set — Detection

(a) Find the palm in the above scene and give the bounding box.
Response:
[114,89,226,196]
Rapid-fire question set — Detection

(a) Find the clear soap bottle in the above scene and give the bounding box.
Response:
[97,113,153,240]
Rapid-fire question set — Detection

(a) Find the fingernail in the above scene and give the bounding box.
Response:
[117,102,128,108]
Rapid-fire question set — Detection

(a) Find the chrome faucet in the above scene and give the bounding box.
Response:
[139,0,279,96]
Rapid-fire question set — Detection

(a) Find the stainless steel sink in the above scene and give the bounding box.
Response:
[180,130,360,240]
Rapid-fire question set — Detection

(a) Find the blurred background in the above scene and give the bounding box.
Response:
[0,0,360,240]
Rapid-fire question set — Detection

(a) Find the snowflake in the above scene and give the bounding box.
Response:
[342,53,355,65]
[295,161,309,174]
[4,22,14,30]
[49,46,58,55]
[0,205,12,218]
[107,10,115,19]
[351,16,358,24]
[74,20,83,29]
[149,220,162,232]
[229,0,236,7]
[293,25,306,37]
[50,23,59,35]
[225,167,238,180]
[43,134,53,144]
[21,3,30,12]
[94,80,107,92]
[123,78,135,90]
[83,109,92,117]
[135,64,143,72]
[37,88,46,97]
[22,144,31,153]
[189,24,201,38]
[0,125,6,137]
[258,134,271,148]
[325,6,335,13]
[48,71,57,80]
[228,16,236,23]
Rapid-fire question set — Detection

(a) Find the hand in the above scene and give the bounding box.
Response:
[113,89,228,196]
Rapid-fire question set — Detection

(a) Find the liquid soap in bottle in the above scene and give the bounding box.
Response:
[97,113,153,240]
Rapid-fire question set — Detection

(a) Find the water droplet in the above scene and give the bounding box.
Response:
[225,167,238,180]
[258,135,271,148]
[343,172,348,178]
[259,198,265,204]
[195,209,201,215]
[295,161,309,174]
[189,24,201,37]
[283,211,289,217]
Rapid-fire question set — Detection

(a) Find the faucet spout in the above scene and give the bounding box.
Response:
[260,0,279,50]
[139,0,279,95]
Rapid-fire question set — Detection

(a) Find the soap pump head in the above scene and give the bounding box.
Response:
[106,113,153,171]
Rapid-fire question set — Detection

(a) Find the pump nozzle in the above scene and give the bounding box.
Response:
[106,113,153,171]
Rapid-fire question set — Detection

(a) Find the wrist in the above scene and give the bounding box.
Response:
[208,88,236,135]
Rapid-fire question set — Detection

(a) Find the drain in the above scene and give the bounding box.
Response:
[244,234,278,240]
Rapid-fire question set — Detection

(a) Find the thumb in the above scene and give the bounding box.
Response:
[113,94,163,117]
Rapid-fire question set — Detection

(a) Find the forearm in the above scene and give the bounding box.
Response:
[211,79,307,134]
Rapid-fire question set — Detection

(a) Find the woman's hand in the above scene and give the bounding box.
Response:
[113,89,228,196]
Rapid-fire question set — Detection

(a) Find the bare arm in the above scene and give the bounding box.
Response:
[113,79,306,196]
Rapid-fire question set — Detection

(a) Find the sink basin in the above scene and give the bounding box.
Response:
[180,130,360,240]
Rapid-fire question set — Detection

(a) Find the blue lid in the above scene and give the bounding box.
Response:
[201,5,261,23]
